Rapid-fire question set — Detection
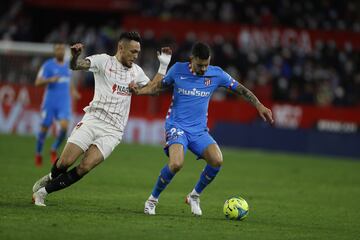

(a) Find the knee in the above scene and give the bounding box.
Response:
[169,161,183,173]
[210,156,223,168]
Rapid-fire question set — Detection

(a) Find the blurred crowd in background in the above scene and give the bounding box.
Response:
[140,0,360,31]
[0,0,359,106]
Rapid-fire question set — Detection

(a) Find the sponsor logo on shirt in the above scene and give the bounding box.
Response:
[57,77,70,83]
[178,88,211,97]
[112,84,131,96]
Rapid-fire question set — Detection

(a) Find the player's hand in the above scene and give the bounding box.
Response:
[157,47,172,66]
[49,76,60,83]
[70,43,84,57]
[128,81,139,95]
[256,104,274,124]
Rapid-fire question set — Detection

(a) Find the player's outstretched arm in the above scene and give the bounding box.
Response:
[234,83,274,124]
[129,47,172,95]
[129,78,165,95]
[70,43,90,71]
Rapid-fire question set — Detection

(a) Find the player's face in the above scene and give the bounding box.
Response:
[118,40,140,68]
[54,44,65,61]
[191,56,211,75]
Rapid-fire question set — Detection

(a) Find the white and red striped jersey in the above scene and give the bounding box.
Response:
[84,54,150,130]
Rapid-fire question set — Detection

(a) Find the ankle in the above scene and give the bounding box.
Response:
[190,189,200,197]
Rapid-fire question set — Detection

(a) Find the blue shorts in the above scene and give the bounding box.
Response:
[164,126,217,159]
[41,104,71,127]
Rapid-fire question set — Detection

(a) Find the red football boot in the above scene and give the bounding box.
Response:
[35,153,43,167]
[50,150,57,164]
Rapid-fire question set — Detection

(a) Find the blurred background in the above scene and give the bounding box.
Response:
[0,0,359,158]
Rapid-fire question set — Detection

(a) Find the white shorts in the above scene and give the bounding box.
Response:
[67,114,123,159]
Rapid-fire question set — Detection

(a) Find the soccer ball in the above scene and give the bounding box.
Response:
[223,196,249,220]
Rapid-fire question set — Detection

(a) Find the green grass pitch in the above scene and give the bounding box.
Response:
[0,134,359,240]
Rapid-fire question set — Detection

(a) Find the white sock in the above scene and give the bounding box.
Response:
[190,189,200,196]
[149,194,158,201]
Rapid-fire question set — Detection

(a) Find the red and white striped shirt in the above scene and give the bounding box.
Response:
[84,54,149,130]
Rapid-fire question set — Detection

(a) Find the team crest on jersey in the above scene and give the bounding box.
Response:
[204,78,211,86]
[112,83,131,96]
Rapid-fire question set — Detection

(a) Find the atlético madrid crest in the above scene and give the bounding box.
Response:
[204,78,211,86]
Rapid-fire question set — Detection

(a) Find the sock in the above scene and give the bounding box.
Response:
[50,158,67,179]
[194,164,221,194]
[36,131,47,154]
[190,189,200,196]
[45,167,83,194]
[151,165,175,199]
[51,129,67,151]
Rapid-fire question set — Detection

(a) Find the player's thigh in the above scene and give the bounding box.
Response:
[168,144,185,172]
[58,142,84,168]
[40,106,55,127]
[188,132,217,160]
[93,133,122,160]
[164,127,188,172]
[55,104,71,127]
[202,143,223,167]
[164,126,188,156]
[67,119,94,154]
[77,144,104,176]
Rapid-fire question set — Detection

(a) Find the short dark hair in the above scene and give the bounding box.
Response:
[119,31,141,43]
[191,42,211,59]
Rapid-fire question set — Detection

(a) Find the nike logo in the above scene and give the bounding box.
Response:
[180,76,187,79]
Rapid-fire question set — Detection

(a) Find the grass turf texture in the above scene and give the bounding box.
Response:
[0,134,359,240]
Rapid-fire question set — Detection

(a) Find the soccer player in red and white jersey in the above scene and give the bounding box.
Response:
[32,31,172,206]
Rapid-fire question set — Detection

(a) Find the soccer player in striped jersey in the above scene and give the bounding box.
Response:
[34,43,80,166]
[32,31,172,206]
[130,42,274,216]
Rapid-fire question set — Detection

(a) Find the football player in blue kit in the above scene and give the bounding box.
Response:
[34,43,80,166]
[130,42,274,216]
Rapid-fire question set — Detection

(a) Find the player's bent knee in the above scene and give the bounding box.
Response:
[208,155,223,168]
[213,157,223,167]
[169,161,183,173]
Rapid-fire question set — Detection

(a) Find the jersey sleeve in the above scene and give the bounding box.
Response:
[161,63,177,87]
[37,62,51,79]
[85,54,108,73]
[134,65,150,87]
[218,68,239,91]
